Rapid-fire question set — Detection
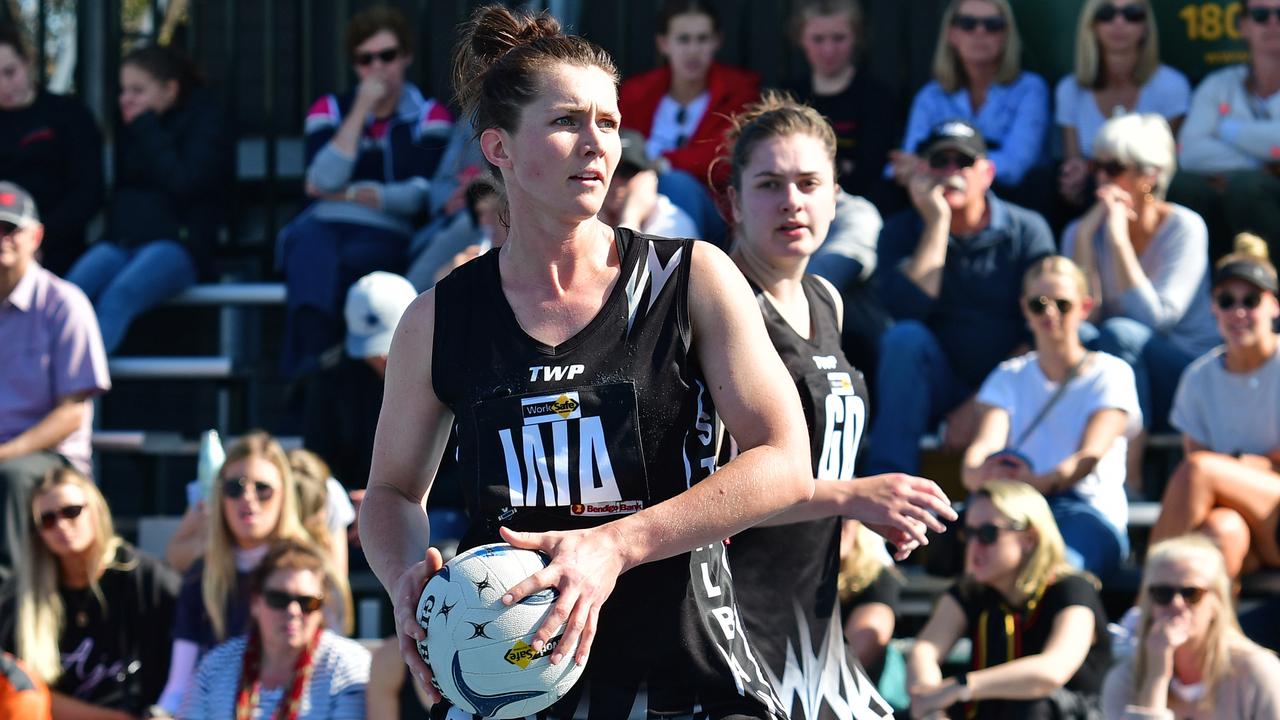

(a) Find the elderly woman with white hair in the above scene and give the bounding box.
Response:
[1062,113,1216,447]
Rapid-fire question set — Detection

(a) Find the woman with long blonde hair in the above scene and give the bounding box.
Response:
[155,431,308,714]
[0,467,179,718]
[908,481,1111,719]
[1101,534,1280,718]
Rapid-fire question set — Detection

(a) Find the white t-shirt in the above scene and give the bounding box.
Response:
[636,194,699,239]
[1170,346,1280,455]
[977,351,1142,532]
[646,91,710,159]
[1054,64,1191,158]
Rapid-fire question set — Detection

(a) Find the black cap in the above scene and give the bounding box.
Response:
[618,129,654,173]
[0,181,38,227]
[1214,260,1279,293]
[918,120,988,160]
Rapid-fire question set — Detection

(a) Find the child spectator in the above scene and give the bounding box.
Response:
[1056,0,1190,209]
[0,468,179,718]
[278,6,452,378]
[65,44,232,354]
[963,256,1141,581]
[0,22,103,277]
[406,180,505,292]
[908,481,1111,719]
[1149,234,1280,580]
[1101,535,1280,719]
[1170,0,1280,259]
[889,0,1050,210]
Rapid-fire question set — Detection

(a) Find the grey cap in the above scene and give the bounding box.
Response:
[0,181,39,226]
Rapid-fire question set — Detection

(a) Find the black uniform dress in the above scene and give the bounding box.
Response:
[432,228,785,720]
[724,276,893,720]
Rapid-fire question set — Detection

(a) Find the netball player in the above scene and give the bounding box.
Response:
[361,6,817,719]
[721,95,957,720]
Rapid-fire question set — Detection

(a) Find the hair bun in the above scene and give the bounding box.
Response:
[453,5,563,117]
[1232,232,1270,262]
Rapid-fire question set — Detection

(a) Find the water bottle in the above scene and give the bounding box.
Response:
[196,429,226,502]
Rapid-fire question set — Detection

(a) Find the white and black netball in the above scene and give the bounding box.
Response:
[415,543,583,718]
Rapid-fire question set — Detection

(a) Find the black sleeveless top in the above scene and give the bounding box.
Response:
[432,228,784,720]
[724,276,893,720]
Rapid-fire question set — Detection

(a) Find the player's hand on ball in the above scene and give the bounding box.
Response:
[845,473,957,556]
[393,546,444,702]
[498,525,627,667]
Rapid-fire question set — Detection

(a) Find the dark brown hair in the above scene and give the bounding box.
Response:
[344,6,413,61]
[452,5,618,180]
[121,44,203,103]
[0,23,31,61]
[248,539,329,597]
[725,90,838,192]
[658,0,722,34]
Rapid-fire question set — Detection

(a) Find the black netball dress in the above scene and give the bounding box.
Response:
[724,276,893,720]
[431,228,784,720]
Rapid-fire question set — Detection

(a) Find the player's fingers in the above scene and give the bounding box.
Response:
[901,498,949,534]
[399,631,438,701]
[499,525,551,551]
[395,591,425,642]
[575,604,601,666]
[533,587,577,653]
[552,596,591,666]
[502,566,558,606]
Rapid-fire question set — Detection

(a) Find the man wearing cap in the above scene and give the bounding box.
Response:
[865,120,1054,476]
[0,181,110,581]
[598,129,699,240]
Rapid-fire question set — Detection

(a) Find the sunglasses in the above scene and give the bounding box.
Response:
[1093,159,1130,178]
[1248,7,1280,23]
[222,477,276,502]
[1026,296,1074,315]
[1148,584,1207,606]
[928,152,977,170]
[263,589,325,614]
[1094,3,1148,23]
[951,14,1008,33]
[38,504,85,530]
[0,221,18,237]
[1215,290,1263,311]
[354,47,399,67]
[961,521,1027,546]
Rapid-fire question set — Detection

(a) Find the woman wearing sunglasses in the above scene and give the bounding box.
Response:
[890,0,1049,205]
[963,255,1141,581]
[178,540,369,719]
[1100,534,1280,719]
[155,431,310,714]
[1056,0,1190,208]
[1147,234,1280,581]
[0,467,180,719]
[278,5,454,378]
[908,480,1110,719]
[1062,113,1217,488]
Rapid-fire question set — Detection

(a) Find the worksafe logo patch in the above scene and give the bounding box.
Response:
[521,392,582,425]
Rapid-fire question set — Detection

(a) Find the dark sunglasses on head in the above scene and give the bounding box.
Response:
[38,504,85,530]
[1148,584,1207,606]
[1026,295,1074,315]
[222,477,276,502]
[355,47,399,67]
[1248,7,1280,23]
[1094,3,1148,23]
[961,521,1027,546]
[928,152,977,170]
[263,589,325,614]
[1093,159,1130,178]
[951,14,1008,32]
[1215,290,1263,311]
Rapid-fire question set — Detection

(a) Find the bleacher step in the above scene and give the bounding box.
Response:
[109,356,234,380]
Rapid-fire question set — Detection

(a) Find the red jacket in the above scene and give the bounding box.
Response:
[620,62,760,189]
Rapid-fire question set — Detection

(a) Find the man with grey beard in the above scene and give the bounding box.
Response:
[864,120,1055,477]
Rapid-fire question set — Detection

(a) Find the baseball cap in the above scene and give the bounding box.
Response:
[344,272,418,359]
[618,129,654,174]
[0,182,39,227]
[918,120,988,160]
[1213,260,1279,293]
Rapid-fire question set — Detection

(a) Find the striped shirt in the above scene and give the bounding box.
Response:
[177,631,369,719]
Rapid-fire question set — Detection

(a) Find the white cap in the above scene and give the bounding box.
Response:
[344,272,418,358]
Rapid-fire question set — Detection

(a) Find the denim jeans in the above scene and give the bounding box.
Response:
[657,169,727,248]
[864,320,972,475]
[66,240,198,354]
[1080,317,1195,431]
[1046,492,1128,582]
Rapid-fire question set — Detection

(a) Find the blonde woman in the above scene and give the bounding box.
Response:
[963,256,1141,581]
[1056,0,1190,205]
[838,520,904,689]
[155,431,308,714]
[0,468,179,719]
[1101,535,1280,719]
[287,449,354,635]
[890,0,1048,192]
[908,481,1111,719]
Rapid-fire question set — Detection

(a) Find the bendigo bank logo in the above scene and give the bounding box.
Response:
[521,392,582,424]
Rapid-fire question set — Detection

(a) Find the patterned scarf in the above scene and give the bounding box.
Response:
[234,623,323,720]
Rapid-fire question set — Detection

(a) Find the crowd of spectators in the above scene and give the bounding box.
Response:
[2,0,1280,717]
